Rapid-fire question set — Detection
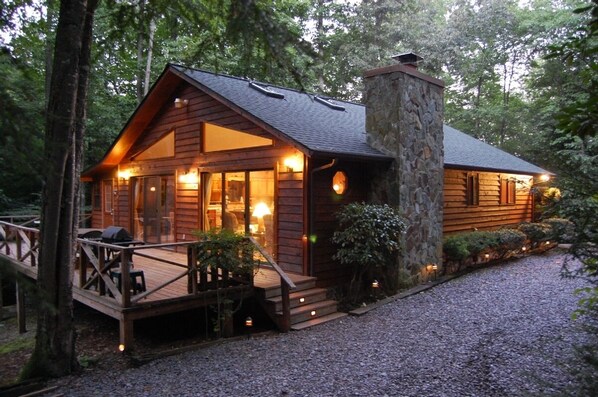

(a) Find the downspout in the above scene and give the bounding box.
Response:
[309,158,337,276]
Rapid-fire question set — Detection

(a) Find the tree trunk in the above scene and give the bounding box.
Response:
[143,18,156,97]
[22,0,98,379]
[136,0,146,104]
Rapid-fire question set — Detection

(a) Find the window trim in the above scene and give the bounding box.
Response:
[500,177,517,205]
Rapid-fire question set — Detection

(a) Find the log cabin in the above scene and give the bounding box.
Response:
[82,56,550,287]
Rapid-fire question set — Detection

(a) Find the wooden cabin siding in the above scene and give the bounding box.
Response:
[91,81,306,273]
[277,171,304,274]
[443,168,534,234]
[311,161,369,287]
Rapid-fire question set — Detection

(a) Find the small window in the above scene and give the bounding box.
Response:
[332,171,348,195]
[103,181,113,213]
[500,178,516,204]
[203,123,273,152]
[466,173,479,206]
[92,184,101,210]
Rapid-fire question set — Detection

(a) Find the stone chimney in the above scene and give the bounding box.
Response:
[364,53,445,273]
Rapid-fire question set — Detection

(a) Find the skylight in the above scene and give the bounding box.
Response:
[314,96,345,111]
[248,81,285,99]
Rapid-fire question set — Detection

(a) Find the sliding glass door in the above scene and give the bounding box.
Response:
[203,170,274,254]
[133,175,175,244]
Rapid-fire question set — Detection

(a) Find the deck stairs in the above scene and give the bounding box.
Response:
[256,276,347,331]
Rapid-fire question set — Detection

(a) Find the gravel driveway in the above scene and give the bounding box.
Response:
[51,250,589,396]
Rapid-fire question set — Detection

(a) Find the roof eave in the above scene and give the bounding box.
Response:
[443,163,554,176]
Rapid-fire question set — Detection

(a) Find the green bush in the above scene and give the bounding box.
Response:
[543,217,576,243]
[192,229,258,276]
[518,222,553,243]
[443,235,470,261]
[495,228,527,251]
[461,231,499,255]
[332,202,406,297]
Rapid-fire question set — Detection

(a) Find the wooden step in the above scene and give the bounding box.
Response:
[291,312,348,331]
[267,288,328,311]
[279,300,338,325]
[260,278,317,299]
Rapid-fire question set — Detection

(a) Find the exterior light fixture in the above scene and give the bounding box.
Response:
[522,246,527,252]
[283,155,302,172]
[299,297,305,303]
[310,310,316,316]
[540,174,550,182]
[545,241,551,245]
[179,170,199,184]
[432,264,438,271]
[118,170,131,180]
[332,171,347,195]
[118,344,125,352]
[245,316,253,327]
[484,253,490,259]
[174,97,189,108]
[372,280,379,288]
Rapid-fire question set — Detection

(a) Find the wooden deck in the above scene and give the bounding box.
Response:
[0,221,305,349]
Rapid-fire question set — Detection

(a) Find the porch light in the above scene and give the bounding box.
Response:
[283,155,302,172]
[118,170,131,180]
[174,97,189,108]
[179,170,199,184]
[372,280,379,288]
[332,171,347,195]
[540,174,550,182]
[245,316,253,327]
[118,344,125,352]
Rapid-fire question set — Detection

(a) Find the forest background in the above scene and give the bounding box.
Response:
[0,0,594,212]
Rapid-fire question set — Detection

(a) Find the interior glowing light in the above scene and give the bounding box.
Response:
[310,311,316,316]
[299,297,305,303]
[150,186,156,192]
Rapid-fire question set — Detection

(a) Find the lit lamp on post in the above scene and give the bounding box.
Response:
[252,202,271,234]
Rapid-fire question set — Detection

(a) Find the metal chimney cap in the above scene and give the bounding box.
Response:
[391,52,423,66]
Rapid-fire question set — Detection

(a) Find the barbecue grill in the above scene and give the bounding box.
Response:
[101,226,132,244]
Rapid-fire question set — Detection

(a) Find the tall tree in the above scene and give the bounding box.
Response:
[22,0,99,378]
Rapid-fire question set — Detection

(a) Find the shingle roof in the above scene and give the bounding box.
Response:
[173,65,549,175]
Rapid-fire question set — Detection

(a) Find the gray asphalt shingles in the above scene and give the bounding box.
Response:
[175,65,549,175]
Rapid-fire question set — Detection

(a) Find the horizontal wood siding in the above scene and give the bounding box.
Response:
[277,171,304,274]
[90,81,305,273]
[311,161,369,287]
[443,169,534,234]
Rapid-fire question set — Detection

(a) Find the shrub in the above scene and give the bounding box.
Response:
[443,235,470,261]
[495,228,527,251]
[192,229,258,276]
[518,222,553,243]
[332,202,406,298]
[461,231,499,255]
[543,217,576,243]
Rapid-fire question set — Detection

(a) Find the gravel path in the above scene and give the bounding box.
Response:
[51,250,589,396]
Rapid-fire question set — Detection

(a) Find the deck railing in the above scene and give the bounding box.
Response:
[1,220,297,332]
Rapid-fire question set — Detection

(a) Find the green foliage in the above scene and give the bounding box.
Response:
[332,202,406,269]
[332,202,406,298]
[544,217,577,243]
[518,222,553,243]
[192,229,258,275]
[443,235,470,261]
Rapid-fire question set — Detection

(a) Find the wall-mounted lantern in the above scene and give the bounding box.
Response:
[179,170,199,185]
[332,171,347,194]
[117,170,131,180]
[283,154,302,172]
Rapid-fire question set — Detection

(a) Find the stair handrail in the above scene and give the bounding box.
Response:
[247,236,296,332]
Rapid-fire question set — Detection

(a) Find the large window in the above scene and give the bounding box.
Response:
[135,130,175,160]
[466,173,479,206]
[203,123,273,152]
[203,170,275,254]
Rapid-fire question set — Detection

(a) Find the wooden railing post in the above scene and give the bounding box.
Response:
[280,277,291,332]
[16,280,26,334]
[98,247,106,296]
[78,242,87,288]
[187,246,198,294]
[15,228,22,261]
[29,231,36,267]
[120,249,131,308]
